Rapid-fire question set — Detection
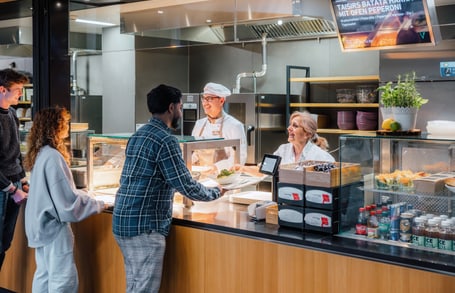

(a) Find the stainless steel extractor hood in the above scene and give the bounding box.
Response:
[121,0,338,45]
[0,26,32,57]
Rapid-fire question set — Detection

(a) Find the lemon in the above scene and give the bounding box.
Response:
[390,121,401,131]
[382,118,394,130]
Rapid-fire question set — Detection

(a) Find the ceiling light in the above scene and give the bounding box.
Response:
[75,18,116,26]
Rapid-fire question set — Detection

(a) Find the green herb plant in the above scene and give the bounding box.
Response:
[377,72,428,108]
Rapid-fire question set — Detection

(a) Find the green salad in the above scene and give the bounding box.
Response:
[217,169,235,179]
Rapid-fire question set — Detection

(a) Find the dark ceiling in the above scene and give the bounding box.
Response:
[0,0,147,21]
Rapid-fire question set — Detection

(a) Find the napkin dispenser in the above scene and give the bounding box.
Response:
[247,201,276,220]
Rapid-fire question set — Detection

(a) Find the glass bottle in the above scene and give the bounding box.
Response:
[355,207,367,235]
[424,219,439,249]
[438,220,453,251]
[411,216,426,246]
[367,210,379,239]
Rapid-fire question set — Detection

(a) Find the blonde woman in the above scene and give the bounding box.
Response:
[274,111,335,164]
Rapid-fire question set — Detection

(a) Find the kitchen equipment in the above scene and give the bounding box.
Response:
[224,94,295,165]
[173,93,201,136]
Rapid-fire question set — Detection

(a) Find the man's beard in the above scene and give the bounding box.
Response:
[171,116,180,129]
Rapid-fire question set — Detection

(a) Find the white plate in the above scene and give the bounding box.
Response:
[95,195,116,206]
[446,184,455,193]
[192,166,212,172]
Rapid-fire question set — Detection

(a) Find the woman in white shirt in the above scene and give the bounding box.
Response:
[274,111,335,164]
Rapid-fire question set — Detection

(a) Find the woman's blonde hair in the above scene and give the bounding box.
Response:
[289,111,330,151]
[24,107,71,170]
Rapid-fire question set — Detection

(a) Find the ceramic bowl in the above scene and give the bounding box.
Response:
[216,172,241,185]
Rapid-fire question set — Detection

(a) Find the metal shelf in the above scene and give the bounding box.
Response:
[290,75,379,83]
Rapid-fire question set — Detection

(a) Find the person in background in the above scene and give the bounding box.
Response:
[274,111,335,164]
[23,107,107,292]
[192,82,247,172]
[113,84,225,293]
[0,68,29,270]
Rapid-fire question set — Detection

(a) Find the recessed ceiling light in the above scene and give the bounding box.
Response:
[157,10,164,14]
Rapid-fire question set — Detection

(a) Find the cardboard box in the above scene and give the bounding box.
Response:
[304,162,361,188]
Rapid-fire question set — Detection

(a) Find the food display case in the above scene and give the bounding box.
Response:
[85,133,241,191]
[338,133,455,253]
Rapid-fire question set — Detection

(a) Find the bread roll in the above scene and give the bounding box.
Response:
[445,177,455,187]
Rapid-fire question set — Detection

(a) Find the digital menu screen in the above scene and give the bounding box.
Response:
[330,0,435,51]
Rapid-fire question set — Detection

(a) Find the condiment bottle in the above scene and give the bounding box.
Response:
[438,220,454,251]
[424,219,439,249]
[411,217,426,246]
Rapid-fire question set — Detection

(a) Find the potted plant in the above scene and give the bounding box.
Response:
[377,72,428,130]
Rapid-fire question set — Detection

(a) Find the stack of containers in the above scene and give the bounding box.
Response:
[276,161,364,234]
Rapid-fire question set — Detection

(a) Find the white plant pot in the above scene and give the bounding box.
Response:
[380,107,394,121]
[392,107,418,131]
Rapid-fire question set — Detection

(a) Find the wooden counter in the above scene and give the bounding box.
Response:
[1,203,455,292]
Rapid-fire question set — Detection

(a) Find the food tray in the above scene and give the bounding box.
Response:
[278,161,327,184]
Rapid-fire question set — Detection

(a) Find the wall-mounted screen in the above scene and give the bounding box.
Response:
[330,0,435,51]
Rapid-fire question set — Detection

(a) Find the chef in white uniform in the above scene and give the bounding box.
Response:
[192,82,247,172]
[274,111,335,164]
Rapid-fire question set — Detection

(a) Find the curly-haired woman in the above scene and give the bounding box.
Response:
[23,107,107,293]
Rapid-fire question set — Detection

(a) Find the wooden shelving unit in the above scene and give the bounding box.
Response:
[289,102,379,108]
[286,70,380,135]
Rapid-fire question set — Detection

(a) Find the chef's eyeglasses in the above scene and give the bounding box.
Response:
[201,95,220,103]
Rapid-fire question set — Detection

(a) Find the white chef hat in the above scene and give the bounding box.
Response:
[203,82,231,98]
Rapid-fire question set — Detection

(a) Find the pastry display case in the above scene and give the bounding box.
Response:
[85,133,241,191]
[338,133,455,253]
